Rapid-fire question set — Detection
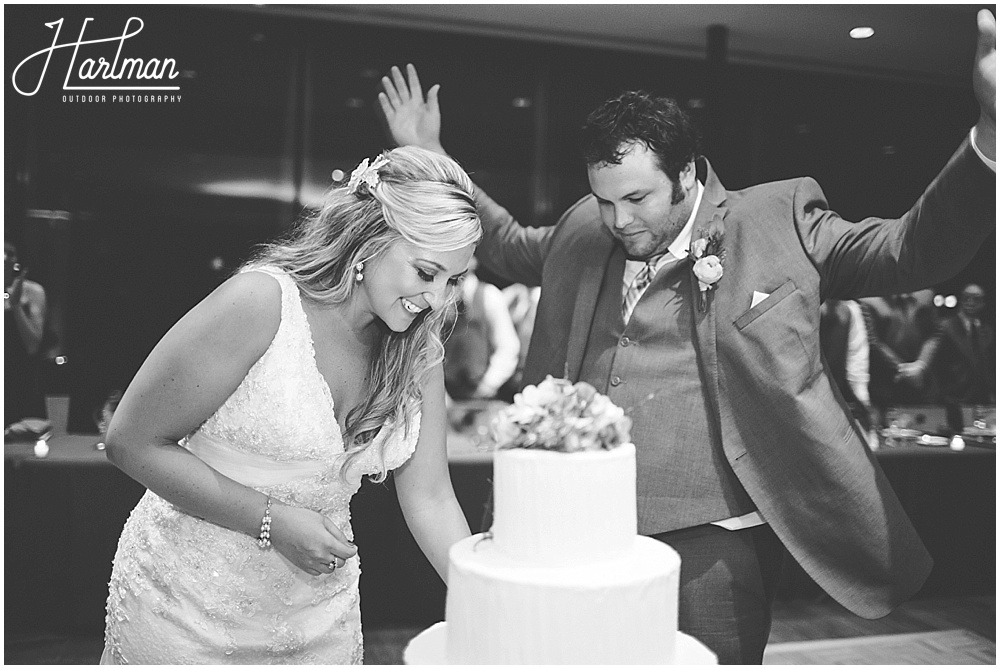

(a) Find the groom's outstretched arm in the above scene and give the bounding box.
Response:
[972,9,996,163]
[377,63,553,286]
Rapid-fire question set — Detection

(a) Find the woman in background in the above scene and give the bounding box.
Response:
[4,240,48,429]
[102,146,480,664]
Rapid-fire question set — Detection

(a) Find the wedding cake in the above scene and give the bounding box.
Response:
[432,377,684,664]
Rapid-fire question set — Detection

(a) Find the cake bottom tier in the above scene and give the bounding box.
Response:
[405,623,717,665]
[445,534,680,665]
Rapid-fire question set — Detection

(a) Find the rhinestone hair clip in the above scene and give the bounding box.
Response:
[345,155,389,195]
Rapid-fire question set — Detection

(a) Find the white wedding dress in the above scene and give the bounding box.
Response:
[102,266,420,664]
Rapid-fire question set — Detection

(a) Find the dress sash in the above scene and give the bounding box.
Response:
[183,431,329,487]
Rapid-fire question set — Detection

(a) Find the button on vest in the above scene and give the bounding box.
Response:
[579,248,755,534]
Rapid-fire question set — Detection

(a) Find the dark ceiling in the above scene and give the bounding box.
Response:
[250,4,986,86]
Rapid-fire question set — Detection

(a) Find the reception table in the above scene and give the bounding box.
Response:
[3,431,496,634]
[5,421,994,634]
[5,435,146,634]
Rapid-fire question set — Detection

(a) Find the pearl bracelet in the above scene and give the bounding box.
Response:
[257,496,272,549]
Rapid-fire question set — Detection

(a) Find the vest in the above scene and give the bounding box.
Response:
[578,248,754,534]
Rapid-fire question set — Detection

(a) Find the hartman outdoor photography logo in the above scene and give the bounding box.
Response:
[12,16,183,103]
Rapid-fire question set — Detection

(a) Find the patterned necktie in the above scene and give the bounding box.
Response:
[622,258,660,323]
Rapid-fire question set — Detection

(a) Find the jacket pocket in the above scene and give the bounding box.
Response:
[730,279,819,393]
[733,279,796,330]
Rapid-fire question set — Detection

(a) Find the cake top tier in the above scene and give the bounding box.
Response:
[490,441,639,564]
[490,376,632,452]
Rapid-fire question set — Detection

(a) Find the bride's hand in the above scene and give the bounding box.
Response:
[267,502,357,576]
[378,64,447,155]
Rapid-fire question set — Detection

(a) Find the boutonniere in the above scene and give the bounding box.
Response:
[689,227,725,312]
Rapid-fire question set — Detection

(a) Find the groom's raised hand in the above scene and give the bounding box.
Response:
[973,9,995,159]
[378,64,447,155]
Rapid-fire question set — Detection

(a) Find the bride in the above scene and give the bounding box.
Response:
[101,146,480,663]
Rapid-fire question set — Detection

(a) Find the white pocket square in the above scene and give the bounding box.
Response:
[751,291,770,308]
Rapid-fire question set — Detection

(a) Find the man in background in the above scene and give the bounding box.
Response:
[5,240,48,430]
[916,283,994,431]
[861,290,938,412]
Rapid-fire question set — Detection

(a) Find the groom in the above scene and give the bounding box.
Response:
[378,10,996,664]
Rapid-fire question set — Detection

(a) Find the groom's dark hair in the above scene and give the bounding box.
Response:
[580,91,702,184]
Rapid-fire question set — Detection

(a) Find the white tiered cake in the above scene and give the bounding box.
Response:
[404,377,713,665]
[447,442,681,664]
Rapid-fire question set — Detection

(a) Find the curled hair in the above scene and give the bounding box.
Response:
[580,91,702,183]
[244,146,482,481]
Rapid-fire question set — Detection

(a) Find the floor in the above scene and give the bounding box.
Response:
[763,595,995,665]
[5,595,994,664]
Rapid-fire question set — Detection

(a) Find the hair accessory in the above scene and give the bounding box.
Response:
[354,261,364,282]
[257,496,272,549]
[347,155,389,195]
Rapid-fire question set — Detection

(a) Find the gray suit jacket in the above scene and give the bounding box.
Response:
[474,138,994,618]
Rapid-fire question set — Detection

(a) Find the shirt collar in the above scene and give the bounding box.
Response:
[667,180,704,261]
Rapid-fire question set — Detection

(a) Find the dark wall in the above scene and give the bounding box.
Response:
[5,5,993,431]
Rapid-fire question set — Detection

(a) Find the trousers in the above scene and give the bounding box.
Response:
[653,522,786,665]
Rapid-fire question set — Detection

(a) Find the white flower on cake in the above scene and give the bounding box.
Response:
[491,376,632,452]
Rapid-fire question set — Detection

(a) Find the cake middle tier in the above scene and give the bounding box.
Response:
[446,533,680,665]
[490,442,638,565]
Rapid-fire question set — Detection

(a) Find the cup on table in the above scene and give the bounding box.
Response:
[44,395,70,437]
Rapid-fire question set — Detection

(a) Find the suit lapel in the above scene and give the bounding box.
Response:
[689,158,729,414]
[565,230,617,382]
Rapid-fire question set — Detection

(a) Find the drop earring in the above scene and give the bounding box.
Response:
[354,261,364,282]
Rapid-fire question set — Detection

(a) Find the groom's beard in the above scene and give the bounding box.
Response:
[620,181,692,261]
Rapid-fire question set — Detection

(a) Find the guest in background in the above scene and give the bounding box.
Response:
[915,283,994,431]
[4,240,48,429]
[378,11,994,661]
[443,256,520,400]
[820,299,873,432]
[95,389,124,435]
[860,289,938,412]
[500,283,541,400]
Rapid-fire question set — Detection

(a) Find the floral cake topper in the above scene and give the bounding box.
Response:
[490,376,632,452]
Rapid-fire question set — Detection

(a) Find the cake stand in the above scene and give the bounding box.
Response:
[403,621,718,665]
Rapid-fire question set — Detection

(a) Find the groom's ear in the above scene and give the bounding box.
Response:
[679,161,697,189]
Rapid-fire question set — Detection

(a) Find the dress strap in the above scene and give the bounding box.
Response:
[240,265,310,344]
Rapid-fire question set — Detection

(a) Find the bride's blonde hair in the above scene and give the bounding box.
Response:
[246,146,481,480]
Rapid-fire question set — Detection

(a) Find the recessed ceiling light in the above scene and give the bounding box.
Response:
[850,26,875,39]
